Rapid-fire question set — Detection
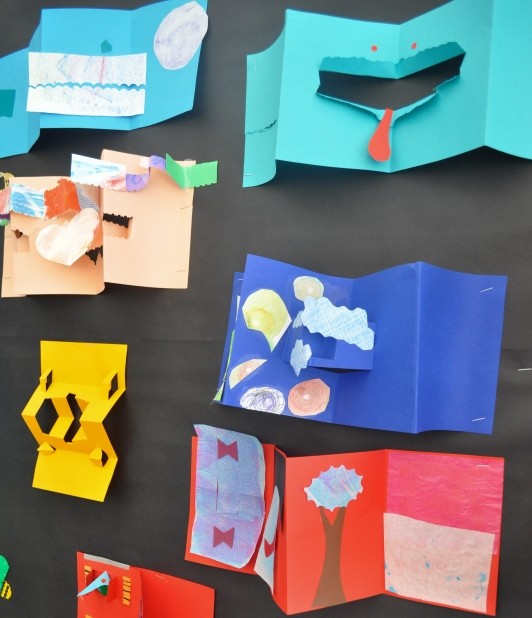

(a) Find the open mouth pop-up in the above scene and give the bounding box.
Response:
[243,0,532,186]
[186,425,504,615]
[0,0,208,158]
[215,256,506,435]
[318,43,465,163]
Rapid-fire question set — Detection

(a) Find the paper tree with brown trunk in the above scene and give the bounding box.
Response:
[305,465,363,608]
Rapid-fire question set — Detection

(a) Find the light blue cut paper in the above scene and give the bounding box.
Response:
[243,0,532,186]
[283,301,375,372]
[290,339,312,377]
[301,297,374,350]
[0,0,208,158]
[190,424,266,569]
[77,571,110,597]
[71,154,126,186]
[305,465,363,511]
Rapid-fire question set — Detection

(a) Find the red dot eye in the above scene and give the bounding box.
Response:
[411,42,417,49]
[371,45,378,52]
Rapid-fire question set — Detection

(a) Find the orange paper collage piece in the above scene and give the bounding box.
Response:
[77,552,214,618]
[21,341,127,502]
[186,426,504,615]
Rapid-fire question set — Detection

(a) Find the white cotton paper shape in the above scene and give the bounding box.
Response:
[384,513,495,613]
[27,85,146,117]
[36,208,99,266]
[293,275,324,301]
[154,1,208,70]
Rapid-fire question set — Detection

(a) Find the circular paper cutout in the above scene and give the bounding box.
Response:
[154,1,208,70]
[240,387,285,414]
[288,379,330,416]
[293,276,324,301]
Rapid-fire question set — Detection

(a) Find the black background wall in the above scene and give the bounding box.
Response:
[1,1,531,616]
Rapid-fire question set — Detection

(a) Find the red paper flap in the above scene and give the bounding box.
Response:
[283,451,386,614]
[77,552,215,618]
[141,567,214,617]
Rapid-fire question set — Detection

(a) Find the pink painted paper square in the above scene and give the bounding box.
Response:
[387,451,503,548]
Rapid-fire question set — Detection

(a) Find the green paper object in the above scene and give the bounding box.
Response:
[165,154,218,188]
[0,555,11,600]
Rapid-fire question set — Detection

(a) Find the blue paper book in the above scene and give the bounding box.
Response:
[216,256,507,434]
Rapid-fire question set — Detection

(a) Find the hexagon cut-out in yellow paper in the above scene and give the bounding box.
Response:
[21,341,127,501]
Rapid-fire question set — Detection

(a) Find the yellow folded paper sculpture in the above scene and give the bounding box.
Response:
[21,341,127,501]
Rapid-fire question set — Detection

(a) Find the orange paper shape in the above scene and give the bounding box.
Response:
[100,150,195,289]
[44,178,80,219]
[77,552,215,618]
[21,341,127,501]
[186,426,504,615]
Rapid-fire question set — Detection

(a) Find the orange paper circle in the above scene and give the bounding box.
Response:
[288,379,330,417]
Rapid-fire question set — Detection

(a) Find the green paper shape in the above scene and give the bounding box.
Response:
[0,555,9,586]
[214,330,235,401]
[165,154,218,188]
[100,40,112,53]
